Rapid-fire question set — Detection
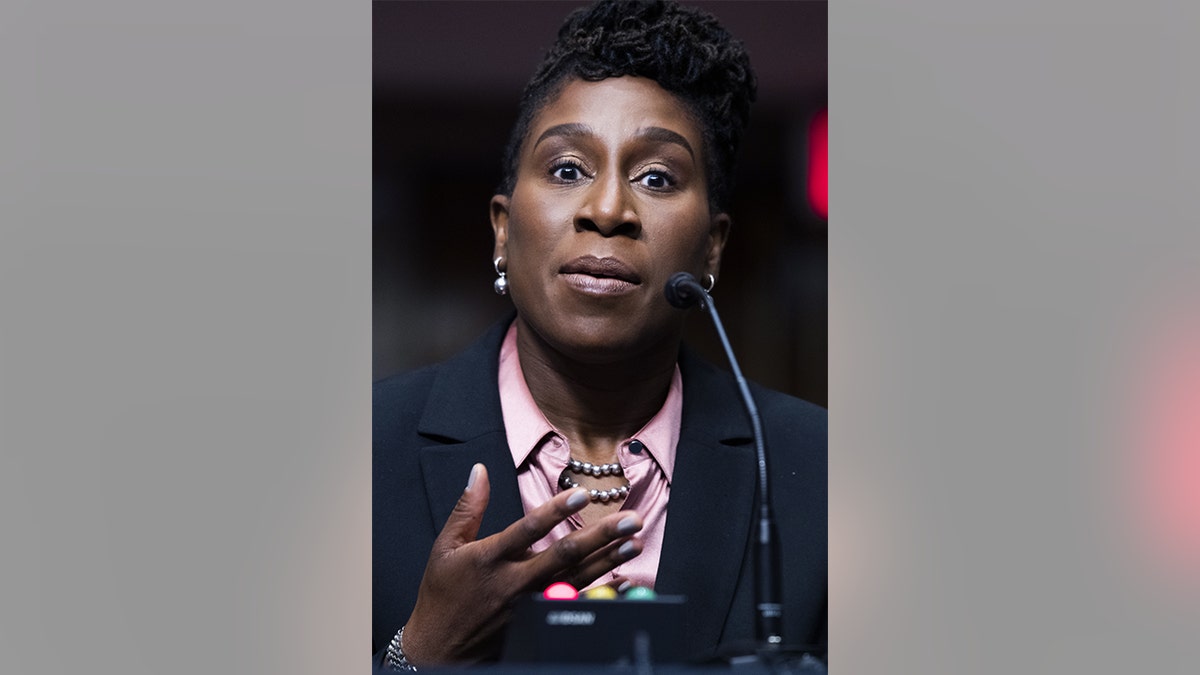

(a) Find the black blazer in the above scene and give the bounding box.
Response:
[373,319,826,660]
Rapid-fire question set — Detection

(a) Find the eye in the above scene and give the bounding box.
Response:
[635,170,675,190]
[549,161,586,182]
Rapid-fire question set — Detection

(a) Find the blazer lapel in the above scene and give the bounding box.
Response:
[656,349,758,657]
[415,317,525,537]
[419,436,524,538]
[657,435,756,657]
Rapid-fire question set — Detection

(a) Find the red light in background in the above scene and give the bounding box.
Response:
[808,108,828,220]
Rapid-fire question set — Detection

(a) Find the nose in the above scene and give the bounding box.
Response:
[574,171,641,238]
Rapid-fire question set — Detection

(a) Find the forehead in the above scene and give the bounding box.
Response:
[523,77,704,155]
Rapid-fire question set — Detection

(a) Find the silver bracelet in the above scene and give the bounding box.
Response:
[385,625,417,672]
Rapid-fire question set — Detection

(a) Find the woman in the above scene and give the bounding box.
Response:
[374,1,826,668]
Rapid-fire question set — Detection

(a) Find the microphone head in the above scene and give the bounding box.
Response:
[664,272,706,309]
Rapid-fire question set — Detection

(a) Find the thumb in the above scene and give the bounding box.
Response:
[433,463,491,553]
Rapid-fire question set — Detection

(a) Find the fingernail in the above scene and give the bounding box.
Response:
[466,464,480,491]
[617,580,633,593]
[617,516,641,536]
[567,489,589,510]
[619,541,636,558]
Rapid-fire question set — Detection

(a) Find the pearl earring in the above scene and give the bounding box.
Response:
[493,257,509,296]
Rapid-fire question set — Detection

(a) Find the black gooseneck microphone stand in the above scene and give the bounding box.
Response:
[665,273,826,674]
[664,273,784,650]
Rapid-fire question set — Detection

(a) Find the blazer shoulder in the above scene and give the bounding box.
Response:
[678,346,825,445]
[747,384,826,513]
[750,383,827,434]
[373,315,512,443]
[373,364,439,400]
[373,364,439,432]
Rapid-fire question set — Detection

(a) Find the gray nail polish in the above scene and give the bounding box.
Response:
[617,516,640,535]
[466,464,480,490]
[619,541,636,558]
[567,489,589,510]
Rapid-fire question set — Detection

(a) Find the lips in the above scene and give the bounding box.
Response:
[559,256,643,285]
[558,256,642,297]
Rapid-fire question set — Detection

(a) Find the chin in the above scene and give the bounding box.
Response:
[544,313,681,365]
[558,321,642,362]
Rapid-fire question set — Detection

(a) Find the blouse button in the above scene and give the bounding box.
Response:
[628,439,645,455]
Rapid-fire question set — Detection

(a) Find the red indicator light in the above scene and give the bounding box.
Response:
[542,582,579,600]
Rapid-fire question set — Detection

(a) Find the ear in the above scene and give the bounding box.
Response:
[490,194,510,266]
[704,212,731,281]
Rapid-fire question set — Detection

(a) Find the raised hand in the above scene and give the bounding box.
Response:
[400,463,644,666]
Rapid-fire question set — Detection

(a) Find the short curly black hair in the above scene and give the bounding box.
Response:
[498,0,757,213]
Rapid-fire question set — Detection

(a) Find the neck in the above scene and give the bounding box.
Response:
[515,317,678,463]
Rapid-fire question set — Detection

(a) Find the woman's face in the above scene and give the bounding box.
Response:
[492,76,729,364]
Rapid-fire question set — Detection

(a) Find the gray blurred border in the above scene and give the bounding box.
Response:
[1,2,372,674]
[4,1,1200,674]
[832,1,1200,673]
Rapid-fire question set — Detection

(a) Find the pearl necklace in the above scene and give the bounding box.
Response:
[559,457,630,503]
[567,458,623,477]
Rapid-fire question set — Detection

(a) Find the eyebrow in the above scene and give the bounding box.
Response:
[532,123,695,160]
[636,126,695,159]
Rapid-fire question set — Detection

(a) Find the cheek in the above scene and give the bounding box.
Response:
[660,218,715,265]
[503,210,544,265]
[507,224,559,273]
[503,210,568,294]
[506,192,573,252]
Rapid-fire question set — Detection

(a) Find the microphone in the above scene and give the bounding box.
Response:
[664,271,708,309]
[663,272,785,652]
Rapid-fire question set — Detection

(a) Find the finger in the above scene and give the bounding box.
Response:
[431,463,490,555]
[556,536,643,590]
[489,486,591,559]
[607,576,634,594]
[522,510,643,585]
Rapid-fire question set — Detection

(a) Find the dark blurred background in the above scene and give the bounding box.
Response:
[374,0,827,406]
